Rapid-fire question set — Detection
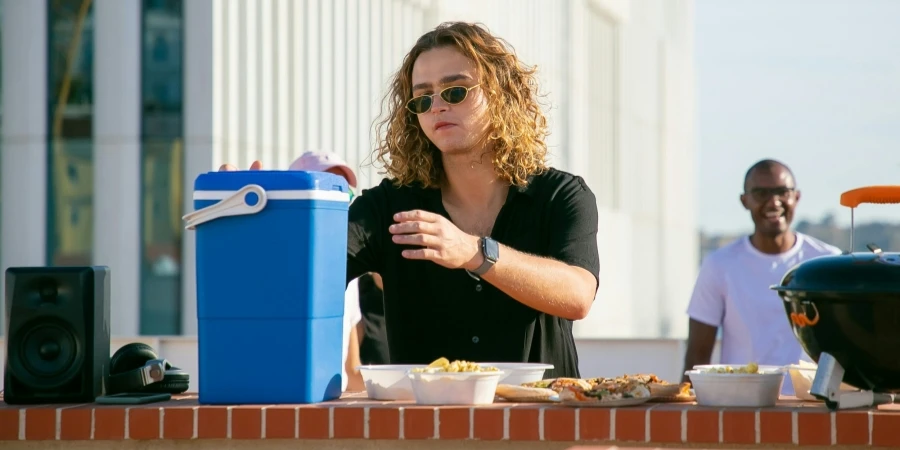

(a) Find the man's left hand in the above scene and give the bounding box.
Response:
[390,210,483,270]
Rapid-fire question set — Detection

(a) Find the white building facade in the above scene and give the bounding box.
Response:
[0,0,697,340]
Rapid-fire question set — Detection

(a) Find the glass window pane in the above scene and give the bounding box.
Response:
[140,0,184,335]
[47,0,95,267]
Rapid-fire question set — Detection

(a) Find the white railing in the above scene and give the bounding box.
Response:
[0,337,721,394]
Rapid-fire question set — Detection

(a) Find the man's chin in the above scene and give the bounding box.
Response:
[757,225,790,237]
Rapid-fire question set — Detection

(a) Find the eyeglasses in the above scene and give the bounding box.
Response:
[406,84,481,114]
[747,187,796,202]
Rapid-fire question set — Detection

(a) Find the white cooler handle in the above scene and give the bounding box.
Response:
[183,184,268,230]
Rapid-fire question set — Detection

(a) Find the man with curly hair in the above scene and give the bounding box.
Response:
[220,22,600,379]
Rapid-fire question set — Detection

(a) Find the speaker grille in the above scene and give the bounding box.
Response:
[9,318,85,389]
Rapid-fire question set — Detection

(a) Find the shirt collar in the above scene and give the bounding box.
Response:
[412,173,539,202]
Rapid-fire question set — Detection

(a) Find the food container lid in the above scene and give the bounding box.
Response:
[407,370,506,380]
[195,169,350,193]
[770,251,900,296]
[686,365,786,378]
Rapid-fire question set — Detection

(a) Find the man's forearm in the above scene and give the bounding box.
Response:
[476,244,597,320]
[681,319,718,383]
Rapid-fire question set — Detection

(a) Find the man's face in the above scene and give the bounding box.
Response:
[740,166,801,237]
[410,47,491,155]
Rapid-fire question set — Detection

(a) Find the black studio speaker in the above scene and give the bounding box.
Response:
[3,266,111,404]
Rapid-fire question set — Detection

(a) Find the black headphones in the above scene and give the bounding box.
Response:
[107,343,190,395]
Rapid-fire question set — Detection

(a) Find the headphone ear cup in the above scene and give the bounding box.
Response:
[109,343,160,375]
[160,368,190,394]
[138,367,190,394]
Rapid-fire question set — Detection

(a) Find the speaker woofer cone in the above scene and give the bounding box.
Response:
[9,319,84,389]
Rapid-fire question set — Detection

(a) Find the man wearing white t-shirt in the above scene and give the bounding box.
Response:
[289,151,365,392]
[682,160,841,396]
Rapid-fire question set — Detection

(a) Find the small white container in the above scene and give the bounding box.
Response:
[686,365,786,407]
[787,365,856,401]
[357,365,425,401]
[407,371,506,405]
[481,363,554,386]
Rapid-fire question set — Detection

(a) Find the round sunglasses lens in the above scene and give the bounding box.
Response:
[408,96,432,114]
[443,87,468,104]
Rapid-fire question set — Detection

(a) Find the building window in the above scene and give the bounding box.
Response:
[47,0,95,266]
[586,6,620,210]
[140,0,184,335]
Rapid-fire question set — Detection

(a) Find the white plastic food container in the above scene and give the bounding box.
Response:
[787,364,855,401]
[481,363,554,386]
[407,371,506,405]
[686,364,786,407]
[357,365,426,401]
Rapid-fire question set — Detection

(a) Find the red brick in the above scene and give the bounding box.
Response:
[508,407,539,441]
[872,413,900,447]
[649,409,681,443]
[94,407,126,440]
[759,410,792,444]
[196,406,228,439]
[231,406,262,439]
[264,407,296,439]
[721,410,755,444]
[332,406,364,439]
[128,407,160,440]
[835,411,868,446]
[473,408,503,440]
[0,409,19,440]
[797,411,830,446]
[24,408,56,440]
[297,407,330,439]
[15,399,890,446]
[438,407,470,439]
[368,407,400,439]
[404,407,435,439]
[615,408,646,442]
[162,407,195,440]
[59,407,92,440]
[686,409,719,443]
[579,408,611,441]
[544,407,576,441]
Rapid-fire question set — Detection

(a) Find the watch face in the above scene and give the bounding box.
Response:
[484,238,500,261]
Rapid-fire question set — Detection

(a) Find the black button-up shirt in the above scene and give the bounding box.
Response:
[346,168,600,379]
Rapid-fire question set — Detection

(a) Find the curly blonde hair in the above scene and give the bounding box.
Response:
[373,22,549,189]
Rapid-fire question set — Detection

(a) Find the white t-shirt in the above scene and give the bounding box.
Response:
[341,278,363,392]
[686,232,841,395]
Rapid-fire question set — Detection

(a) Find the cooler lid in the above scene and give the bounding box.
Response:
[194,170,349,193]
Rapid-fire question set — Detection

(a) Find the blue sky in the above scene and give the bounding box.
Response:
[695,0,900,234]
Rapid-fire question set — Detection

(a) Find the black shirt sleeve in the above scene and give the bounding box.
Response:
[346,182,387,286]
[547,175,600,291]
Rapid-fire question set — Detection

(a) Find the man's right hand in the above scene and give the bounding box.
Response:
[218,160,263,171]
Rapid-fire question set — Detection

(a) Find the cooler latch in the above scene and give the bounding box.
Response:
[183,184,268,230]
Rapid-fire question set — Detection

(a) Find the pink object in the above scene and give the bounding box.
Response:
[288,151,358,188]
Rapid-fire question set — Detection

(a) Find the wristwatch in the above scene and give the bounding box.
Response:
[470,237,500,276]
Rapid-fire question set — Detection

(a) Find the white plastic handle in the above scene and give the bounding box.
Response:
[182,184,268,230]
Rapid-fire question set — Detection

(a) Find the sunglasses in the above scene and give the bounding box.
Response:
[747,186,796,202]
[406,84,481,114]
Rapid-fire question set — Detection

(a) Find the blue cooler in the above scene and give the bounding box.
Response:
[183,170,351,404]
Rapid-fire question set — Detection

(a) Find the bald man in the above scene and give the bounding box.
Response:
[681,159,841,395]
